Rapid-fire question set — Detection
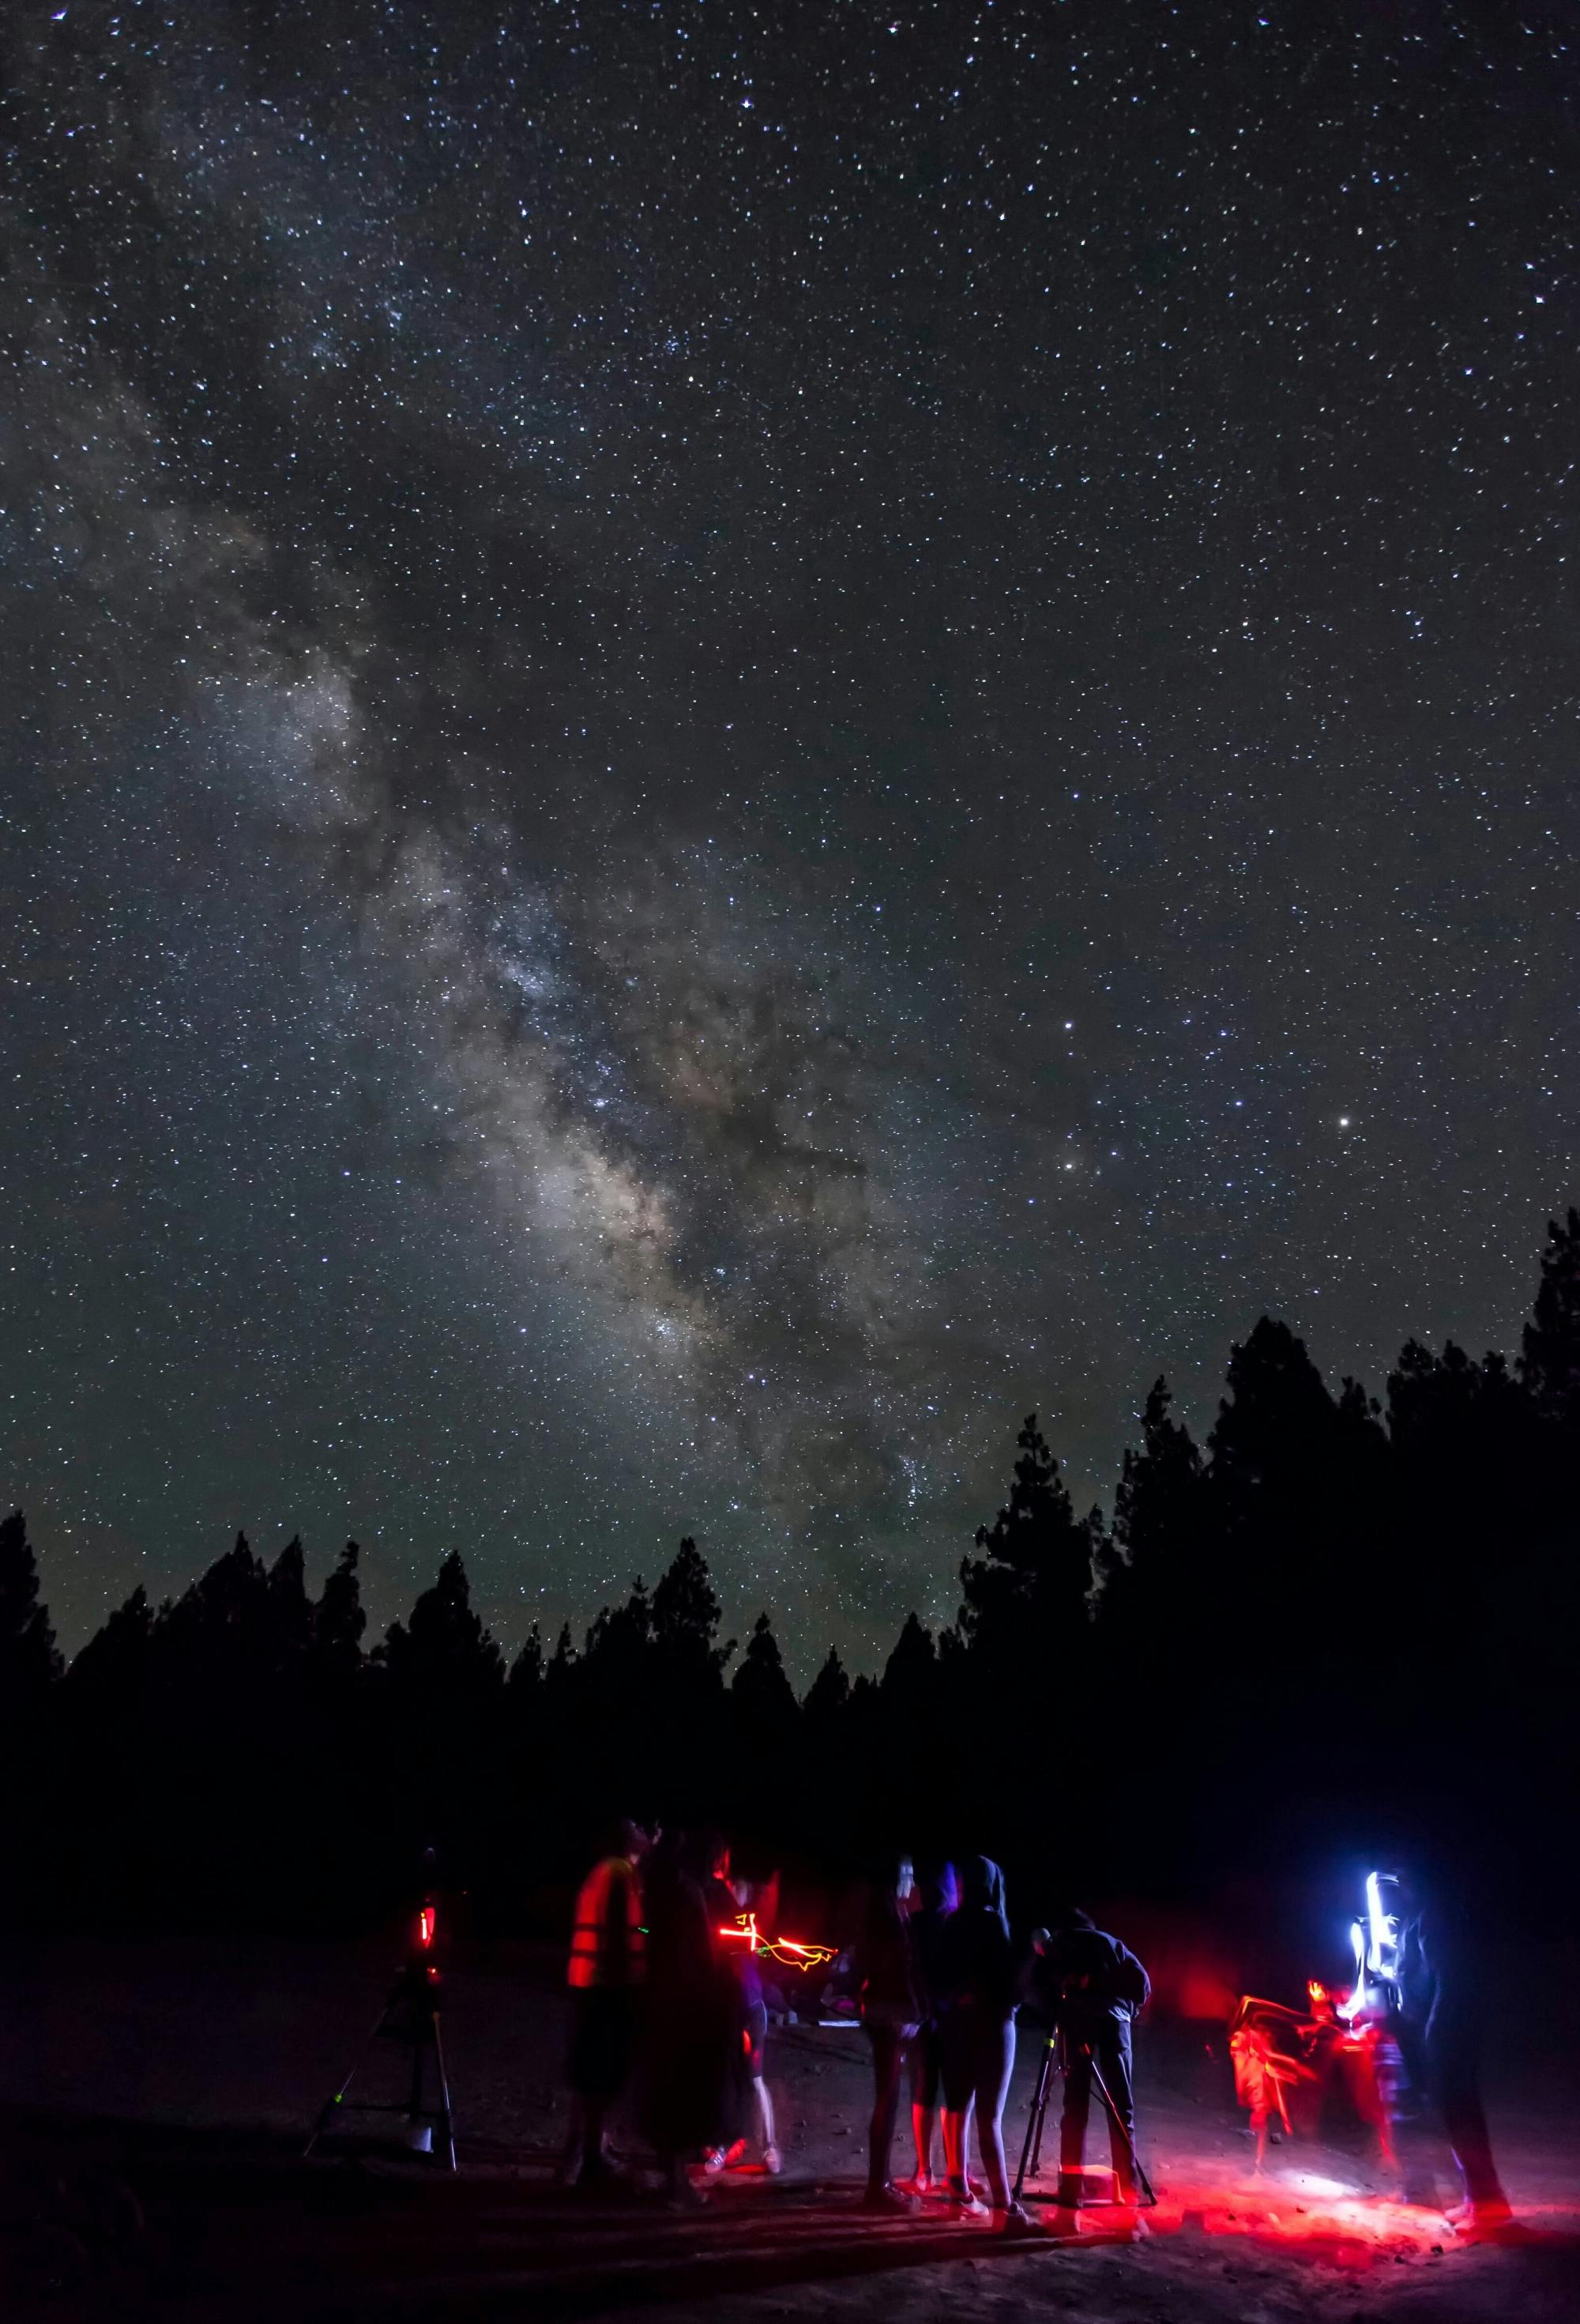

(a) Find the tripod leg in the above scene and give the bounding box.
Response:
[430,2012,457,2173]
[1085,2050,1156,2209]
[304,2003,393,2159]
[1013,2042,1055,2204]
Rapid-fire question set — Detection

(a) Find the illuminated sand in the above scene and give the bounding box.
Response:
[2,1932,1576,2320]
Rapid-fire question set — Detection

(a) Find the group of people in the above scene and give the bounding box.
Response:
[853,1851,1149,2232]
[562,1819,1151,2233]
[562,1819,780,2205]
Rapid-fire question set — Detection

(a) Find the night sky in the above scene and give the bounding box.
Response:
[5,0,1578,1667]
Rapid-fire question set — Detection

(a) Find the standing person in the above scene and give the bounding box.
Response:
[700,1837,781,2175]
[900,1859,958,2198]
[562,1817,651,2191]
[852,1853,926,2213]
[1035,1907,1150,2221]
[1368,1867,1513,2231]
[639,1829,738,2205]
[935,1856,1034,2231]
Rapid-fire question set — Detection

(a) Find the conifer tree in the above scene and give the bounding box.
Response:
[652,1539,733,1682]
[314,1541,366,1674]
[1520,1207,1580,1433]
[0,1509,62,1708]
[803,1644,850,1720]
[959,1414,1095,1655]
[732,1612,800,1738]
[379,1550,506,1699]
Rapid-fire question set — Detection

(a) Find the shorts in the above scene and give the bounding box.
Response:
[909,2022,942,2109]
[743,1998,769,2077]
[568,1987,636,2099]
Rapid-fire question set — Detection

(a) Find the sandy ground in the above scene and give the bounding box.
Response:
[2,1931,1577,2321]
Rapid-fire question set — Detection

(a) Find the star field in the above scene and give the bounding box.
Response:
[4,0,1578,1665]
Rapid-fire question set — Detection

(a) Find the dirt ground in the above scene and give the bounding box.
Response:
[2,1931,1577,2322]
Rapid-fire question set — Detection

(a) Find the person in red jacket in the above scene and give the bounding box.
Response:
[562,1817,652,2190]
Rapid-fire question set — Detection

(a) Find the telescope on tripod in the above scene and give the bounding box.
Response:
[1012,1924,1157,2213]
[1012,2018,1157,2209]
[306,1869,457,2171]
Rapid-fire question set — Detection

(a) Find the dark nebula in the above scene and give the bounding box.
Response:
[4,0,1578,1661]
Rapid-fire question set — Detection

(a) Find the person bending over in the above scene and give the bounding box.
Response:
[1034,1907,1150,2224]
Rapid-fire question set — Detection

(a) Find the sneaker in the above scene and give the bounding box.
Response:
[861,2183,920,2215]
[893,2174,932,2198]
[949,2184,989,2219]
[762,2145,783,2177]
[996,2201,1040,2236]
[701,2149,728,2176]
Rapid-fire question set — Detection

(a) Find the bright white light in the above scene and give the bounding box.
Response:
[1364,1869,1401,1981]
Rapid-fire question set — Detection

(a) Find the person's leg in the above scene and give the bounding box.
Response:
[905,2025,939,2189]
[937,2012,983,2209]
[565,1991,626,2184]
[1059,2044,1093,2194]
[1431,2032,1510,2215]
[972,2017,1017,2213]
[865,2024,906,2196]
[1097,2018,1138,2199]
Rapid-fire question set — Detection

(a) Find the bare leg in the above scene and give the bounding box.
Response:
[754,2071,778,2158]
[911,2101,936,2186]
[975,2021,1017,2213]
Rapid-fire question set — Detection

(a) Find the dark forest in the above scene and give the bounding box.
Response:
[6,1210,1578,1942]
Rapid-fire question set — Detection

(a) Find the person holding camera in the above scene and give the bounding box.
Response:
[1033,1908,1150,2217]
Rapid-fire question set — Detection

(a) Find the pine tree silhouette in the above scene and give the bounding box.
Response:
[960,1413,1096,1656]
[0,1509,62,1708]
[314,1541,366,1674]
[732,1612,800,1737]
[1520,1207,1580,1433]
[803,1644,850,1720]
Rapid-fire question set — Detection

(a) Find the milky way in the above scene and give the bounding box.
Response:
[4,1,1578,1665]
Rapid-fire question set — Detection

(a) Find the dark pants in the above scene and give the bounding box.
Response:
[865,2022,908,2194]
[1059,2013,1137,2198]
[1395,2017,1506,2207]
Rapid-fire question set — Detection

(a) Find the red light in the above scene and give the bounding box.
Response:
[1307,1980,1328,2005]
[417,1904,435,1949]
[714,1912,836,1974]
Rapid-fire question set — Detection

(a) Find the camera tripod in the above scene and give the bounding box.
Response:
[305,1917,457,2171]
[1013,2022,1156,2209]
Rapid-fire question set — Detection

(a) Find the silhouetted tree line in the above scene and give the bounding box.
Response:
[4,1215,1579,1932]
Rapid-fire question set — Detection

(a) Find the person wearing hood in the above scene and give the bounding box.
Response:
[935,1855,1035,2232]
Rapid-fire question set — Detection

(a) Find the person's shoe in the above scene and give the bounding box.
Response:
[724,2138,749,2168]
[1119,2210,1150,2239]
[949,2186,989,2219]
[762,2145,783,2177]
[861,2183,920,2215]
[574,2155,627,2195]
[893,2174,932,2198]
[701,2148,728,2176]
[996,2201,1040,2236]
[1448,2196,1515,2237]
